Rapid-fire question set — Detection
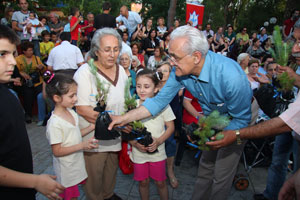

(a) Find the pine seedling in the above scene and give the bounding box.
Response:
[124,78,137,111]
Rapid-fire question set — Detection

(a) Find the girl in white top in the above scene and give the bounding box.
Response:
[129,68,175,200]
[44,71,98,200]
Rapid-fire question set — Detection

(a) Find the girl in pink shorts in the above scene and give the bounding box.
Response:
[129,69,175,200]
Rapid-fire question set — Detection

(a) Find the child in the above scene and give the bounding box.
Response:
[129,69,175,200]
[50,31,60,46]
[40,30,54,63]
[44,71,98,200]
[22,12,41,41]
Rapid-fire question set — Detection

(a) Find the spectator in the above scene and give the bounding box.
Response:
[0,24,64,200]
[283,9,299,39]
[224,25,236,50]
[94,1,116,30]
[16,41,46,124]
[81,12,94,38]
[215,36,228,56]
[213,26,224,47]
[265,61,277,80]
[122,30,131,46]
[261,36,272,55]
[246,38,265,59]
[142,18,153,38]
[70,7,83,46]
[174,19,180,29]
[161,31,171,53]
[131,25,145,45]
[36,16,50,38]
[1,7,14,27]
[236,27,250,47]
[249,31,257,46]
[246,59,269,91]
[147,46,164,70]
[156,17,168,39]
[131,42,145,67]
[237,53,250,73]
[74,28,126,200]
[197,24,203,31]
[116,5,142,39]
[259,54,274,74]
[50,31,59,46]
[207,35,216,52]
[202,23,214,37]
[21,11,41,42]
[131,55,143,72]
[144,29,160,57]
[48,12,64,34]
[47,32,84,72]
[119,51,136,96]
[257,27,268,43]
[39,30,54,63]
[12,0,40,56]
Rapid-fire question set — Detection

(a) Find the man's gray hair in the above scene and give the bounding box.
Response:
[90,28,122,61]
[170,25,209,56]
[237,53,249,64]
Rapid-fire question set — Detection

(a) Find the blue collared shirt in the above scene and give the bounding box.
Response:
[143,51,252,130]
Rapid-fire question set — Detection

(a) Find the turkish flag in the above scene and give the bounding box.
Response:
[186,3,205,27]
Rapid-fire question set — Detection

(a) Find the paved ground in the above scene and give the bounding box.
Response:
[27,123,270,200]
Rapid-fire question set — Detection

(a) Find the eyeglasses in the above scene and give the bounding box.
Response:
[243,29,247,32]
[165,52,189,65]
[99,47,120,55]
[120,57,129,61]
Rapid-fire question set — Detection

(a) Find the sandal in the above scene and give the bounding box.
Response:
[169,177,179,189]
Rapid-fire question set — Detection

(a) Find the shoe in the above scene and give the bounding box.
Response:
[104,194,122,200]
[37,121,43,126]
[253,194,269,200]
[25,114,32,124]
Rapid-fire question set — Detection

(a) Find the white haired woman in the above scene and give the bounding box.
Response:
[119,51,136,96]
[237,53,250,73]
[73,28,126,200]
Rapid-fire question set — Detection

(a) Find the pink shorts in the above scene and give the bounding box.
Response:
[133,160,166,181]
[59,179,86,200]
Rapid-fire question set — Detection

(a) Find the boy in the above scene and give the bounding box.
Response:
[0,24,64,199]
[40,30,54,63]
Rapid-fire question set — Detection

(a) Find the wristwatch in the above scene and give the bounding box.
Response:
[235,130,242,145]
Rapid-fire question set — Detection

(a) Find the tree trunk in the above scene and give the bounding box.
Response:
[167,0,177,28]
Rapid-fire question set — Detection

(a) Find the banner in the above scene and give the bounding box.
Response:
[186,3,205,27]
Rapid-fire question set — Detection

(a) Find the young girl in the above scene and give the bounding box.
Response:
[129,69,175,200]
[44,71,98,200]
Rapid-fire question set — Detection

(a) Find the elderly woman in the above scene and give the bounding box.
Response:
[147,46,164,70]
[119,51,136,96]
[237,53,250,73]
[131,55,143,72]
[16,41,46,124]
[73,28,127,200]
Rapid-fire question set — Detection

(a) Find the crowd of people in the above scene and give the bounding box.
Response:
[0,0,300,199]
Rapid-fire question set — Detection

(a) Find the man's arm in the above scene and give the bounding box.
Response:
[206,117,292,149]
[12,21,22,32]
[0,166,64,200]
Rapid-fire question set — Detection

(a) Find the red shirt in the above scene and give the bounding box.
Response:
[182,90,203,125]
[284,18,297,36]
[70,16,81,41]
[83,20,94,36]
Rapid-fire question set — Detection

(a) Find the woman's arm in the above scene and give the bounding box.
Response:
[80,124,95,137]
[76,105,98,123]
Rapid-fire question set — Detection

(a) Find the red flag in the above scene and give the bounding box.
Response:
[186,3,205,27]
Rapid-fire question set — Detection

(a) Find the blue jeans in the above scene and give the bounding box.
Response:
[263,132,299,200]
[37,92,46,121]
[165,133,176,157]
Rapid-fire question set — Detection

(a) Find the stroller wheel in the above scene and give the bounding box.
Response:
[233,174,249,191]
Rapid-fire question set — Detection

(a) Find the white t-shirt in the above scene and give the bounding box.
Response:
[47,41,84,70]
[46,109,87,187]
[130,100,175,164]
[73,63,128,152]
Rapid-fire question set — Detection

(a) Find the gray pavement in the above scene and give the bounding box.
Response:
[27,123,269,200]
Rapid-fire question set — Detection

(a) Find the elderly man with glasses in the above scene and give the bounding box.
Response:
[109,25,252,200]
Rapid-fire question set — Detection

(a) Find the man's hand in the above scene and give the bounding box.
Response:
[34,174,65,200]
[206,130,236,150]
[108,115,127,130]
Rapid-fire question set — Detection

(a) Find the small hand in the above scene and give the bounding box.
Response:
[206,130,236,150]
[147,137,159,152]
[83,137,99,150]
[21,72,31,80]
[13,77,22,86]
[34,174,65,200]
[131,141,147,153]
